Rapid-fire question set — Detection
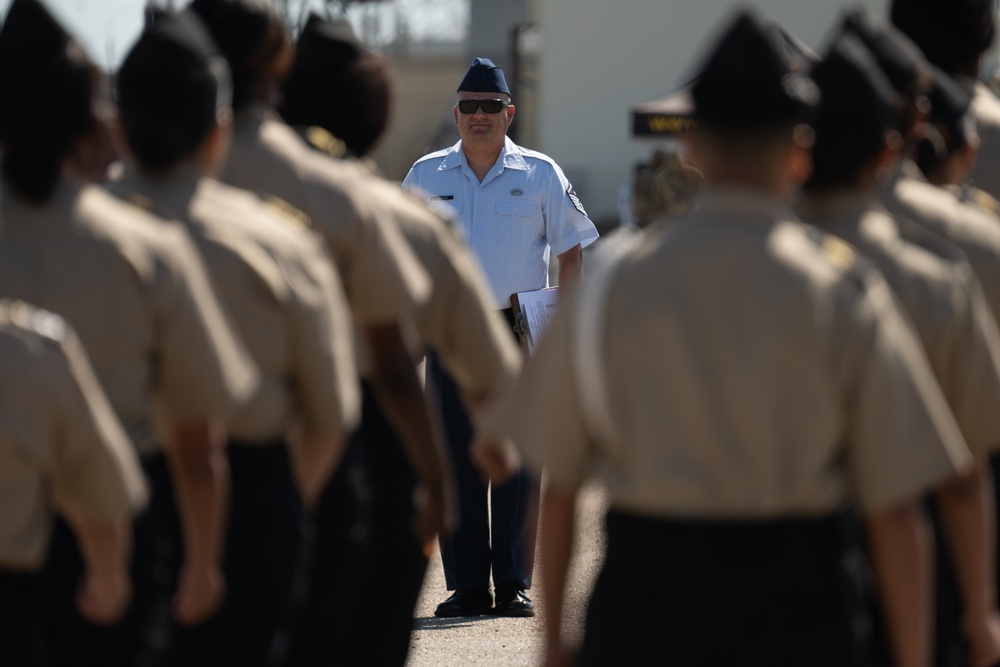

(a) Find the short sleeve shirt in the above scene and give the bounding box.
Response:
[220,104,430,328]
[799,191,1000,457]
[0,181,258,456]
[0,301,147,570]
[483,189,970,517]
[111,166,360,444]
[402,136,600,308]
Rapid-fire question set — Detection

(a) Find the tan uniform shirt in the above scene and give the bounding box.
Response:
[0,180,257,456]
[969,81,1000,202]
[799,191,1000,456]
[484,189,969,517]
[220,105,429,328]
[881,173,1000,331]
[111,165,360,444]
[0,300,147,570]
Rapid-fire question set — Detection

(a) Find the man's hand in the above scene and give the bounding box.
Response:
[76,568,131,625]
[965,612,1000,667]
[471,437,521,484]
[172,563,226,626]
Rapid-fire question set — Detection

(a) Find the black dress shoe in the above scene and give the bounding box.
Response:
[434,587,493,617]
[492,584,534,617]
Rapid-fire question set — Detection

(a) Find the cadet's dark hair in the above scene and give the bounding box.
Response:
[188,0,291,113]
[0,42,100,203]
[279,53,392,158]
[891,0,996,76]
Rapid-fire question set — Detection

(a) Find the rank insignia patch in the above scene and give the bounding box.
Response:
[566,184,587,215]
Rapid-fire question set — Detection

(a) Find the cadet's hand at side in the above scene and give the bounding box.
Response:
[77,568,131,625]
[173,563,225,626]
[471,437,521,484]
[413,481,456,554]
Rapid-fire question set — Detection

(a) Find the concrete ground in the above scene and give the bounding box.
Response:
[406,483,608,666]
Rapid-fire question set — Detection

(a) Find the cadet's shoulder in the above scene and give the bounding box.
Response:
[891,213,968,264]
[81,184,187,248]
[0,300,70,361]
[300,126,349,161]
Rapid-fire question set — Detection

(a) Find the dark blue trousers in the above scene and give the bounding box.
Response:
[427,310,539,591]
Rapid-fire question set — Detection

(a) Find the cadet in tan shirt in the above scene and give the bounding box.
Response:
[110,12,361,666]
[798,31,1000,666]
[0,300,147,666]
[186,0,454,552]
[0,2,258,664]
[276,15,522,666]
[890,0,1000,202]
[480,12,971,667]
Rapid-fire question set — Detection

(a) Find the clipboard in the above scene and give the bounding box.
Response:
[510,287,559,356]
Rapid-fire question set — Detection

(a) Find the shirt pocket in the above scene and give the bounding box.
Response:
[495,199,541,248]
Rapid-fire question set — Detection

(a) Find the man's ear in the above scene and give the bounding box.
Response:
[506,104,516,123]
[453,106,459,125]
[107,118,131,159]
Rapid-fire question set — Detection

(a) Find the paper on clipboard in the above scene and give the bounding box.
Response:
[515,287,559,355]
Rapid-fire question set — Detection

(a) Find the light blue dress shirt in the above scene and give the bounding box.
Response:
[403,136,599,308]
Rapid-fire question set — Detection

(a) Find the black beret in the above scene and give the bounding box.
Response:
[812,34,896,151]
[765,22,820,72]
[927,66,975,146]
[0,0,96,143]
[457,57,510,95]
[117,10,231,166]
[839,6,926,95]
[294,13,366,72]
[691,9,819,130]
[891,0,995,69]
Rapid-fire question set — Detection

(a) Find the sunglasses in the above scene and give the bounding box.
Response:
[457,99,511,114]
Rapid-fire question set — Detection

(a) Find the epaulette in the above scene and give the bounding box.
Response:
[304,126,348,160]
[1,300,67,342]
[967,186,1000,218]
[820,234,857,271]
[262,195,312,231]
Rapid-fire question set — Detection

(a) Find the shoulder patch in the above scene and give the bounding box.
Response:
[263,195,312,230]
[4,300,67,342]
[305,126,348,160]
[969,187,1000,217]
[821,235,856,271]
[566,184,587,216]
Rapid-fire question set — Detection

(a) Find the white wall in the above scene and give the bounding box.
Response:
[536,0,889,222]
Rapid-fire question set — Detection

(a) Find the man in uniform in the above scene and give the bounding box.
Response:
[478,10,971,666]
[0,1,259,664]
[891,0,1000,201]
[277,16,521,665]
[402,56,598,618]
[111,11,361,665]
[0,300,148,666]
[798,31,1000,666]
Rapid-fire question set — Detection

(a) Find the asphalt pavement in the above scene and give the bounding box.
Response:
[406,483,608,666]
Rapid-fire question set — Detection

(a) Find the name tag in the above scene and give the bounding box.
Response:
[430,195,454,201]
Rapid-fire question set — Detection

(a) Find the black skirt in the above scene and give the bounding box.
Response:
[579,510,877,667]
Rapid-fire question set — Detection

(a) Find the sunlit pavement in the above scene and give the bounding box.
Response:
[407,483,607,666]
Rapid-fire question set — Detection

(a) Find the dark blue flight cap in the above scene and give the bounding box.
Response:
[457,57,510,95]
[839,6,927,96]
[691,9,819,130]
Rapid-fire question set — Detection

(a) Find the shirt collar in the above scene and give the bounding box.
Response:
[439,135,529,173]
[692,186,799,223]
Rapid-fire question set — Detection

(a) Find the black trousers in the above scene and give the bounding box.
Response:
[580,510,876,667]
[428,308,539,592]
[41,453,182,667]
[166,440,303,667]
[0,569,47,667]
[282,382,427,667]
